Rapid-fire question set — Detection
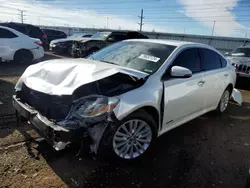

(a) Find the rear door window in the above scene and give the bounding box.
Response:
[200,48,221,71]
[29,27,43,38]
[220,57,227,67]
[171,48,202,73]
[0,28,17,38]
[11,25,28,34]
[108,33,127,42]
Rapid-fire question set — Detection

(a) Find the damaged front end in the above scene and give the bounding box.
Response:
[13,72,146,153]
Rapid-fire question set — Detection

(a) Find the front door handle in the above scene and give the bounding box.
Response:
[198,81,205,86]
[224,74,228,77]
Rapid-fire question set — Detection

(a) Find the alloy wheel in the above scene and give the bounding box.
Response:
[112,119,152,160]
[220,90,230,112]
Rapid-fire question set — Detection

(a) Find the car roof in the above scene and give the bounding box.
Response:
[0,25,18,32]
[0,25,26,36]
[1,22,29,26]
[126,39,214,48]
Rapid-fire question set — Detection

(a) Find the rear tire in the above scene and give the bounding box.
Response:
[97,110,157,162]
[14,50,33,64]
[216,88,231,114]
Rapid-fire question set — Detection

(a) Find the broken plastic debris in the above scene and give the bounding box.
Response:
[231,88,242,105]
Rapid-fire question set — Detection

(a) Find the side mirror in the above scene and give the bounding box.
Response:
[171,66,192,78]
[224,52,229,56]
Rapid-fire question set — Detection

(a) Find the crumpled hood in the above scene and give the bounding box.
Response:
[50,37,90,44]
[15,59,148,95]
[226,56,250,65]
[78,38,103,43]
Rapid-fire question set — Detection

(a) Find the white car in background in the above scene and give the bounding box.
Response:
[0,26,44,64]
[225,45,250,78]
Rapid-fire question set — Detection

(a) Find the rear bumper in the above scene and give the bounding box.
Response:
[13,95,75,150]
[31,47,44,60]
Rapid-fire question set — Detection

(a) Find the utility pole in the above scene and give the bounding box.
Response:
[18,9,26,23]
[211,21,216,36]
[244,33,248,45]
[107,17,109,29]
[138,9,144,32]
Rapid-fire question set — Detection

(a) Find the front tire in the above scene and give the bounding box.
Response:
[98,110,157,161]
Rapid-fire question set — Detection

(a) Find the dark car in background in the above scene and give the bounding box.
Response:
[71,31,148,58]
[0,22,48,47]
[49,33,92,55]
[41,29,67,44]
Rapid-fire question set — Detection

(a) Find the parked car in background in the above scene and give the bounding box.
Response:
[0,26,44,63]
[13,39,241,161]
[49,33,92,55]
[71,31,148,58]
[0,22,48,47]
[41,29,67,44]
[225,45,250,78]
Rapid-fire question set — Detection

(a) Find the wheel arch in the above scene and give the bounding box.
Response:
[14,49,34,60]
[119,105,160,132]
[226,83,234,95]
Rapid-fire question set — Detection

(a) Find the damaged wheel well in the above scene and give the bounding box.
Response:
[134,106,160,130]
[227,83,233,95]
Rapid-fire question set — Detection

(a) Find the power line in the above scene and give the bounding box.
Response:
[2,11,250,22]
[10,0,250,6]
[145,14,250,19]
[138,9,144,31]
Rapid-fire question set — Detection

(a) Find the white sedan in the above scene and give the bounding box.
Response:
[13,39,242,161]
[0,26,44,63]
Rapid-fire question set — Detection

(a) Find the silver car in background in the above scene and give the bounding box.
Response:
[226,45,250,78]
[13,39,241,161]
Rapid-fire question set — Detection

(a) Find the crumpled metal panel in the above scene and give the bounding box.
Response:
[15,58,148,95]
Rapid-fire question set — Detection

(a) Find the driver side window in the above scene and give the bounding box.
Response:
[107,34,127,42]
[171,48,202,73]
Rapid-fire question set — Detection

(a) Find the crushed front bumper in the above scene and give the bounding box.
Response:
[13,95,77,150]
[237,71,250,78]
[49,45,68,54]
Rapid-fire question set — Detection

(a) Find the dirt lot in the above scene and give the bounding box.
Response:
[1,53,250,188]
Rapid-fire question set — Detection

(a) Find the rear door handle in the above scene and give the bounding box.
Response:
[198,81,205,86]
[224,74,228,77]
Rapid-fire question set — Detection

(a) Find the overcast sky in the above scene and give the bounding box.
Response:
[0,0,250,37]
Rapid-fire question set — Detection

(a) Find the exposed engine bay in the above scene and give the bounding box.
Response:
[14,71,146,154]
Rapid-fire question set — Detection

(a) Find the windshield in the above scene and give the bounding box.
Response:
[231,47,250,57]
[68,33,85,39]
[88,41,176,74]
[91,32,111,40]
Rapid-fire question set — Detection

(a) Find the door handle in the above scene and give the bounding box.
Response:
[224,74,228,77]
[198,81,205,86]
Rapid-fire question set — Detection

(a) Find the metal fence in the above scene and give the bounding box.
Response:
[40,25,250,53]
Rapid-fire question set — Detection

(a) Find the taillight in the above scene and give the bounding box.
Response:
[42,33,47,39]
[35,41,43,46]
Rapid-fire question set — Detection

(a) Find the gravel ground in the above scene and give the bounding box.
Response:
[0,53,250,188]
